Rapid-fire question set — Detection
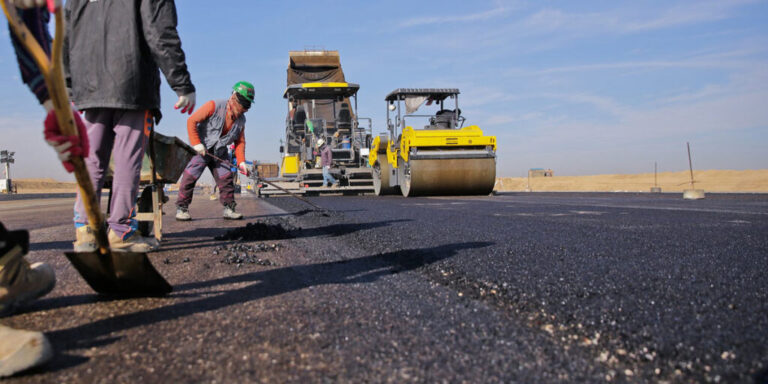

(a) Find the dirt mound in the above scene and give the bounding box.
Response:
[12,178,77,194]
[494,169,768,193]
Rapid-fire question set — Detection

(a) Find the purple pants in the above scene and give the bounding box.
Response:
[175,154,235,209]
[74,109,151,238]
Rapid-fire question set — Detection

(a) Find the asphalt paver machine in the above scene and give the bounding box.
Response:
[259,50,374,196]
[262,82,373,196]
[369,88,497,197]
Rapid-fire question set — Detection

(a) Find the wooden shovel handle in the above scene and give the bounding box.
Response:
[2,3,109,253]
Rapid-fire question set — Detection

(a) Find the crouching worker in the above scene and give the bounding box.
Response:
[175,82,254,221]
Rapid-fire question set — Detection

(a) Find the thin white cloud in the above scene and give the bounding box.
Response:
[398,4,513,28]
[625,0,762,32]
[519,0,761,37]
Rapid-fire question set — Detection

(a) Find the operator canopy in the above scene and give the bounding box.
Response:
[284,82,360,101]
[385,88,460,114]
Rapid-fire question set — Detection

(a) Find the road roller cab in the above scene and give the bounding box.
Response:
[369,88,497,197]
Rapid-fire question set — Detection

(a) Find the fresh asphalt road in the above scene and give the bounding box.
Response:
[1,192,766,383]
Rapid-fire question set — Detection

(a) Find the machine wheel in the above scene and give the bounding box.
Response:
[400,157,496,197]
[373,160,399,196]
[399,158,413,197]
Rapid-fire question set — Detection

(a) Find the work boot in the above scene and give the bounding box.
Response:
[222,204,243,220]
[0,325,53,378]
[72,225,97,252]
[0,226,56,317]
[107,230,154,253]
[175,207,191,221]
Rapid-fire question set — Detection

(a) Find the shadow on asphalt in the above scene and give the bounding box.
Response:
[298,219,411,238]
[38,241,493,372]
[30,240,74,252]
[214,219,412,242]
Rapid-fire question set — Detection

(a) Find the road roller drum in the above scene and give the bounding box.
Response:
[400,157,496,197]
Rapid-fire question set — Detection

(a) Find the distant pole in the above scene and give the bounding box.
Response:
[527,169,531,192]
[686,142,695,189]
[654,161,658,187]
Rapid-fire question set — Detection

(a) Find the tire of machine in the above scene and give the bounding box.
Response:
[401,157,496,197]
[373,160,400,196]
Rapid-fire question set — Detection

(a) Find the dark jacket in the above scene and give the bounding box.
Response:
[320,145,333,167]
[63,0,194,120]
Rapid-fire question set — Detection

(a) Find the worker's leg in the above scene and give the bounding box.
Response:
[0,324,53,378]
[105,110,150,239]
[0,224,54,378]
[73,108,116,229]
[211,160,236,208]
[322,166,337,186]
[211,161,242,219]
[0,223,55,317]
[176,155,209,209]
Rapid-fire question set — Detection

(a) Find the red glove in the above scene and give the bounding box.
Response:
[43,109,89,173]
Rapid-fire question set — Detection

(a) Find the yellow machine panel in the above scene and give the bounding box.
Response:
[399,125,496,163]
[280,155,300,176]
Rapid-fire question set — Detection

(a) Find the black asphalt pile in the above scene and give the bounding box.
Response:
[215,219,297,241]
[216,243,278,266]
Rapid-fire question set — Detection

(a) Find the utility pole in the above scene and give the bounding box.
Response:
[683,142,705,199]
[0,150,15,193]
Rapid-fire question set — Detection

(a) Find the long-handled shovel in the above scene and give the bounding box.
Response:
[206,153,330,214]
[1,0,171,296]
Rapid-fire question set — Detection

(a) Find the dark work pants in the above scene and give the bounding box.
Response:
[175,154,235,209]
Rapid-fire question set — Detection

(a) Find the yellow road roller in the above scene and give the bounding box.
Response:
[369,88,497,197]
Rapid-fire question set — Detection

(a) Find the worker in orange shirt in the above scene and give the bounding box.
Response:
[175,82,253,221]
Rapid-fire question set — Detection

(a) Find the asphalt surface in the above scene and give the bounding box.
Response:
[1,192,766,383]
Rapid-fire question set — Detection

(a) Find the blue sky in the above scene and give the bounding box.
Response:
[1,0,767,180]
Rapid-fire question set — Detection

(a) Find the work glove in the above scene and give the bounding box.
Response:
[174,92,196,115]
[192,144,206,156]
[43,109,89,173]
[238,162,250,176]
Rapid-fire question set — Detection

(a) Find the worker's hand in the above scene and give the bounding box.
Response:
[238,162,250,176]
[192,143,206,156]
[174,92,196,115]
[43,109,89,173]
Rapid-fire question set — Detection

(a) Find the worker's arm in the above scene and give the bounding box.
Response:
[186,100,215,150]
[234,129,246,166]
[138,0,195,113]
[7,2,87,173]
[8,5,52,109]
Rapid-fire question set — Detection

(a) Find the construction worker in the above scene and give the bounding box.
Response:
[1,0,194,376]
[175,82,254,221]
[317,138,338,187]
[1,1,62,377]
[64,0,196,253]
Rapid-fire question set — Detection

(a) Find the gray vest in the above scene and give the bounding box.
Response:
[198,99,246,155]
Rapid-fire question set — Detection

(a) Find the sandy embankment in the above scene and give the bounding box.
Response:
[11,178,78,194]
[494,169,768,193]
[8,169,768,194]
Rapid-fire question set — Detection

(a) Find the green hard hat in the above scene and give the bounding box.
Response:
[232,81,255,103]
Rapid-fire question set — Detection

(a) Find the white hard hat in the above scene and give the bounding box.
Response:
[316,138,325,147]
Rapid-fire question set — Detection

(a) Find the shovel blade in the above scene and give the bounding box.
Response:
[65,251,172,296]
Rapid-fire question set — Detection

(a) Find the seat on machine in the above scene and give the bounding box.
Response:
[337,102,352,134]
[292,106,307,136]
[432,109,457,129]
